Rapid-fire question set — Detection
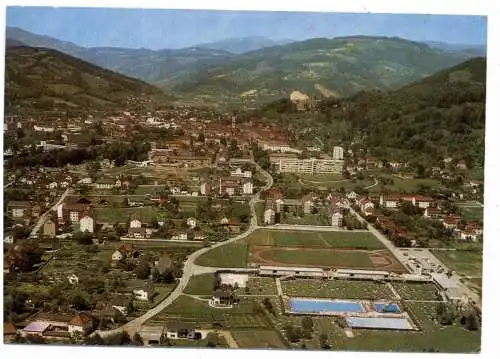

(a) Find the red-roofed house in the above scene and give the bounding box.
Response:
[442,215,461,229]
[68,313,94,336]
[424,207,442,219]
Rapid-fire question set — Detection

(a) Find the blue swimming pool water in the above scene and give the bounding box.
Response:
[375,303,401,313]
[289,298,364,313]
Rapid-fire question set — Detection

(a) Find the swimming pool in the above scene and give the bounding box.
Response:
[375,303,401,313]
[289,298,365,314]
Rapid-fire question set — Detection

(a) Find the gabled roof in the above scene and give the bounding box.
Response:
[69,313,94,326]
[4,322,17,335]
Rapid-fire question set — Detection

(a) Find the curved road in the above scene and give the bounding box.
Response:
[97,161,273,338]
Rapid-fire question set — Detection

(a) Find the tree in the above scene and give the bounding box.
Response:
[206,332,218,348]
[319,334,331,349]
[134,262,151,279]
[132,333,144,346]
[463,312,480,331]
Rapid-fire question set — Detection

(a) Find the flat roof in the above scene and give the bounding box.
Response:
[347,317,413,330]
[260,265,324,272]
[22,321,51,333]
[336,269,390,275]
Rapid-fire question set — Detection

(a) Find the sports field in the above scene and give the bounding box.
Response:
[247,229,386,249]
[196,229,405,271]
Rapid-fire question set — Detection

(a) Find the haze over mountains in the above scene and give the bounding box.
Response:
[6,26,485,109]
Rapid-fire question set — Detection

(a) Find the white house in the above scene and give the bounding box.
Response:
[79,215,94,233]
[187,218,197,229]
[346,191,358,200]
[67,274,79,285]
[77,177,92,185]
[242,181,253,194]
[4,234,14,244]
[130,219,142,229]
[331,211,343,227]
[133,289,150,301]
[264,203,276,225]
[48,182,58,189]
[112,250,124,261]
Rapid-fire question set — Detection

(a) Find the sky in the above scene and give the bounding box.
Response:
[6,7,487,50]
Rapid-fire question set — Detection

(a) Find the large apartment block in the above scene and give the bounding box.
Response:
[270,155,344,174]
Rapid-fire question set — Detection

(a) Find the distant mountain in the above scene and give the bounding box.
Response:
[196,36,294,54]
[168,36,477,109]
[6,26,234,85]
[6,26,89,58]
[5,38,26,48]
[424,41,486,57]
[4,46,168,112]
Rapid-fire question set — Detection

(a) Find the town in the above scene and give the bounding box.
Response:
[3,95,483,351]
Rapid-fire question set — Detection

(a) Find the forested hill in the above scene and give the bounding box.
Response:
[4,46,169,112]
[244,57,486,168]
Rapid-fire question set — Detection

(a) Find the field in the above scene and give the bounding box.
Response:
[150,295,270,330]
[195,242,249,268]
[298,173,345,183]
[391,282,441,301]
[431,250,483,278]
[247,229,386,249]
[239,277,278,295]
[375,175,441,193]
[231,330,287,349]
[184,273,217,296]
[94,206,159,223]
[281,279,395,300]
[458,206,484,222]
[195,229,405,271]
[249,246,405,271]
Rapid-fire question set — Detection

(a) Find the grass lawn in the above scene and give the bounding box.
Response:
[431,250,483,278]
[281,279,395,300]
[463,278,482,297]
[94,206,159,223]
[298,173,344,182]
[236,277,278,296]
[134,185,165,195]
[392,282,441,301]
[325,301,481,353]
[458,206,484,222]
[184,273,217,295]
[171,335,229,348]
[195,242,249,268]
[156,295,270,329]
[378,176,441,193]
[231,329,287,349]
[246,230,385,249]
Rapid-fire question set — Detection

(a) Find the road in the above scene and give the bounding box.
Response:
[30,188,73,238]
[347,205,412,272]
[364,177,379,189]
[96,161,273,338]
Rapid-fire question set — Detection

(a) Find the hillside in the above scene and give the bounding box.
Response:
[196,36,294,54]
[245,57,486,168]
[4,46,169,112]
[168,36,476,109]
